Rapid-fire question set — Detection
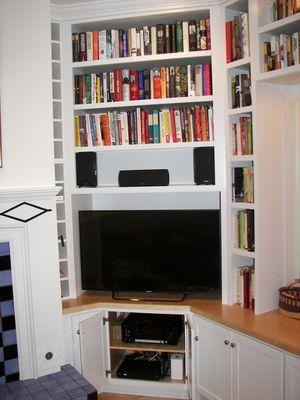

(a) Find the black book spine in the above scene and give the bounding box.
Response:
[247,209,255,252]
[143,70,151,99]
[169,66,176,98]
[157,24,165,54]
[74,75,80,104]
[165,24,171,53]
[72,33,80,62]
[128,111,134,144]
[79,32,87,61]
[171,24,176,53]
[188,20,197,51]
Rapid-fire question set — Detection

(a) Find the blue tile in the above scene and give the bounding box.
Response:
[0,301,14,317]
[0,347,4,362]
[62,381,79,391]
[0,271,12,287]
[0,243,10,256]
[81,384,97,394]
[2,330,17,346]
[4,358,19,375]
[68,386,86,397]
[32,390,52,400]
[51,391,72,400]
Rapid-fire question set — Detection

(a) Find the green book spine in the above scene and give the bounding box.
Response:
[85,74,91,104]
[176,21,183,52]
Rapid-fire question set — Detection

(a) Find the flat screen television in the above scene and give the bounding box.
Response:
[79,210,221,297]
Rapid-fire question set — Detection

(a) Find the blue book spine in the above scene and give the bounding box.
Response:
[138,70,145,99]
[152,109,159,143]
[122,31,127,57]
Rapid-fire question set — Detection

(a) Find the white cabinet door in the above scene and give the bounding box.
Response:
[79,310,107,392]
[285,354,300,400]
[185,314,196,400]
[193,316,231,400]
[231,332,284,400]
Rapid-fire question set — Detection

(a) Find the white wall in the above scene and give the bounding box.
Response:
[0,0,54,188]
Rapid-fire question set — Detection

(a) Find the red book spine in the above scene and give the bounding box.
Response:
[194,106,202,141]
[153,75,162,99]
[93,31,99,60]
[169,107,177,143]
[141,110,146,144]
[200,107,206,141]
[243,270,250,308]
[204,64,212,96]
[117,114,122,145]
[206,19,211,50]
[114,69,123,101]
[100,114,111,146]
[129,69,139,100]
[225,21,232,63]
[144,111,149,144]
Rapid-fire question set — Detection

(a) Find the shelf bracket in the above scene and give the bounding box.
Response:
[102,317,109,326]
[105,369,112,377]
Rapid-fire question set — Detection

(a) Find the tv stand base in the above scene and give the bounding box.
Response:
[112,291,187,302]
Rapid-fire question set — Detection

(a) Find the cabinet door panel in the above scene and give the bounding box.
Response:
[285,354,300,400]
[79,310,107,392]
[193,316,231,400]
[186,314,196,400]
[232,333,284,400]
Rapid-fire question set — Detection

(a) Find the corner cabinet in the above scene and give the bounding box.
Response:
[193,315,284,400]
[64,308,192,399]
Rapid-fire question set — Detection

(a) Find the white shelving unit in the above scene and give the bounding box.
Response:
[51,22,70,299]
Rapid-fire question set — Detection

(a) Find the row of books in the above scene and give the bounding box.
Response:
[236,266,255,309]
[72,20,211,62]
[232,117,253,156]
[74,65,212,105]
[225,12,249,63]
[234,209,255,252]
[232,167,254,203]
[231,73,251,109]
[270,0,300,22]
[74,106,214,147]
[263,32,300,72]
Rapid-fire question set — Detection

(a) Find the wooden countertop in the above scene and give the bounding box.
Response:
[62,293,300,357]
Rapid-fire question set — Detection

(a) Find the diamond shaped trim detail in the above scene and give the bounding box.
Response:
[0,202,51,223]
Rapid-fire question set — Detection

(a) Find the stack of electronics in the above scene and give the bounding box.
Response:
[116,313,183,381]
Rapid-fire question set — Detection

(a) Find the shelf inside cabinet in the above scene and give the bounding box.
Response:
[226,57,251,70]
[230,155,254,162]
[110,335,185,354]
[73,50,212,72]
[231,202,255,210]
[74,96,214,112]
[259,13,300,36]
[232,248,256,258]
[228,105,253,116]
[225,0,248,12]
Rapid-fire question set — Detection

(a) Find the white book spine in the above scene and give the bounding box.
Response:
[114,30,119,58]
[98,30,106,60]
[131,28,137,56]
[143,26,150,55]
[195,65,203,96]
[292,32,299,65]
[151,26,157,55]
[242,13,250,58]
[122,112,129,145]
[94,114,103,146]
[122,69,130,101]
[103,73,108,103]
[140,29,144,56]
[136,29,141,56]
[86,31,93,61]
[208,107,214,141]
[174,109,182,142]
[85,114,92,147]
[150,69,154,99]
[187,65,191,97]
[182,21,189,53]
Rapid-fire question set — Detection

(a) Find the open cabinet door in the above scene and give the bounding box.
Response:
[185,313,196,400]
[79,310,107,392]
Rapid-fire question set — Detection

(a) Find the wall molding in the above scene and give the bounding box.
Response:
[0,186,59,203]
[51,0,224,22]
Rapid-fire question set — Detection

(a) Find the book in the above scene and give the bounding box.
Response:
[188,20,197,51]
[129,69,139,100]
[99,30,106,60]
[157,24,165,54]
[176,21,183,52]
[86,31,93,61]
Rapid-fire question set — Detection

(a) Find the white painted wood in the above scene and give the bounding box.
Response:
[285,354,300,400]
[0,0,55,188]
[74,96,214,111]
[259,12,300,35]
[257,65,300,85]
[79,310,107,392]
[231,332,284,400]
[185,314,196,400]
[71,185,220,194]
[193,315,231,400]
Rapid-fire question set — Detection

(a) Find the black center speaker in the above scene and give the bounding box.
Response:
[118,169,170,187]
[76,152,97,187]
[193,147,215,185]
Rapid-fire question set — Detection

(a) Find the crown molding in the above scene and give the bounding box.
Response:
[51,0,223,22]
[0,186,59,202]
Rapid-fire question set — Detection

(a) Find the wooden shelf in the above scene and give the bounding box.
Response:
[257,64,300,85]
[73,50,212,72]
[226,57,251,70]
[228,106,253,115]
[71,185,220,195]
[259,13,300,36]
[110,336,185,354]
[75,141,214,153]
[74,96,214,111]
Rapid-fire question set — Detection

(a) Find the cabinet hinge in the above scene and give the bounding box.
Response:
[105,369,112,377]
[102,317,109,326]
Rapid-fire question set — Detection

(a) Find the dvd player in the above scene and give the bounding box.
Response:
[121,313,183,345]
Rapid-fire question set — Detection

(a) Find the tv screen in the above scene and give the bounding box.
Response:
[79,210,221,295]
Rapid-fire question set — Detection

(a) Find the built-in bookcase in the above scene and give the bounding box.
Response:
[51,22,70,299]
[224,0,256,312]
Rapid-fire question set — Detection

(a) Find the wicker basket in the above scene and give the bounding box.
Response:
[278,279,300,319]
